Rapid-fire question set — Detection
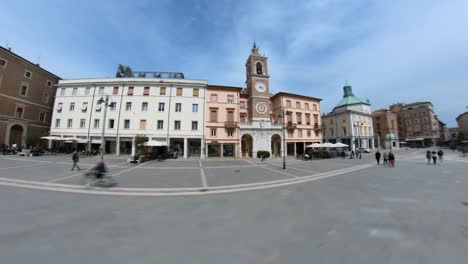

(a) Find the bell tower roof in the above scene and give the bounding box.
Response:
[251,41,260,55]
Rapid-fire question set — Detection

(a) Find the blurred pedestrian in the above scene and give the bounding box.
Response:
[383,152,389,165]
[375,150,381,165]
[388,151,395,167]
[71,150,81,171]
[426,151,431,165]
[431,151,437,165]
[437,149,444,163]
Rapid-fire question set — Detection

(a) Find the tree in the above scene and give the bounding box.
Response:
[115,64,133,78]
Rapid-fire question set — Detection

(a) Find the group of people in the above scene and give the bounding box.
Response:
[375,150,395,167]
[426,150,444,165]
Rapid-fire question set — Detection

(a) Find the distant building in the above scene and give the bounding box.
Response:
[322,85,374,151]
[0,46,60,147]
[390,102,440,147]
[372,109,399,149]
[456,111,468,141]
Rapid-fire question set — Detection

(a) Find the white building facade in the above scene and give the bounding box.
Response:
[49,76,207,158]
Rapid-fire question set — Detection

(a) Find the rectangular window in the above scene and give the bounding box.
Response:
[305,114,311,125]
[109,119,115,129]
[85,87,91,95]
[192,121,198,130]
[141,102,148,111]
[227,95,234,104]
[158,103,165,112]
[160,87,166,95]
[193,88,199,97]
[240,101,246,109]
[305,103,309,110]
[211,128,217,137]
[95,103,102,112]
[143,87,150,96]
[94,119,100,128]
[307,130,311,137]
[343,127,347,137]
[174,121,181,130]
[298,129,302,137]
[313,104,317,111]
[19,84,28,96]
[126,102,132,111]
[0,58,6,68]
[57,102,63,112]
[227,129,234,137]
[176,88,183,96]
[124,119,130,129]
[157,120,164,130]
[82,102,88,112]
[296,113,302,124]
[47,80,52,87]
[72,88,78,95]
[240,115,246,124]
[127,87,134,96]
[80,119,86,128]
[67,119,73,128]
[210,110,218,122]
[39,112,46,122]
[110,102,116,111]
[55,119,60,128]
[140,120,147,129]
[313,114,318,125]
[24,70,32,78]
[211,94,218,102]
[41,92,49,103]
[99,87,104,95]
[296,101,301,109]
[15,107,24,118]
[60,88,65,96]
[113,87,119,95]
[227,110,234,121]
[68,102,75,111]
[192,104,198,113]
[286,100,291,108]
[175,103,182,112]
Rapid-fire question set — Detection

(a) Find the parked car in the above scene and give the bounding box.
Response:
[357,147,371,153]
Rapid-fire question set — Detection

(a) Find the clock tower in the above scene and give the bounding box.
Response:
[245,42,270,123]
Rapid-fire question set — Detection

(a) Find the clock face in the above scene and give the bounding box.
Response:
[255,82,266,93]
[256,102,267,114]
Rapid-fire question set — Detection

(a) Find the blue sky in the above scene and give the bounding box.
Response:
[2,0,467,126]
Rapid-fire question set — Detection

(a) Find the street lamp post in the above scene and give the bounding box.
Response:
[278,109,288,170]
[97,95,111,163]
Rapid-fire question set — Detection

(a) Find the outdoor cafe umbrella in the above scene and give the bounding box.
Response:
[140,140,168,147]
[306,143,323,148]
[333,142,349,148]
[40,136,61,140]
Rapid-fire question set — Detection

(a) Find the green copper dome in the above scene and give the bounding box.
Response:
[334,85,370,109]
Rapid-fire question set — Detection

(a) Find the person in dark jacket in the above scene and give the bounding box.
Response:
[426,151,431,165]
[431,151,437,165]
[388,151,395,167]
[375,150,381,165]
[71,150,80,171]
[437,150,444,163]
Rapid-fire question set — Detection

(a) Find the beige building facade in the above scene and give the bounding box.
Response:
[372,109,399,149]
[0,46,60,147]
[390,102,440,146]
[456,111,468,141]
[322,85,374,151]
[205,85,242,157]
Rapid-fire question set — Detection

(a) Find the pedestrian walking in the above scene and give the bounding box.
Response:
[426,150,431,165]
[375,150,381,165]
[431,151,437,165]
[383,152,389,165]
[437,149,444,163]
[388,151,395,167]
[350,150,355,159]
[71,150,81,171]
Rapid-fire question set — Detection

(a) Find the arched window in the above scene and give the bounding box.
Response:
[256,62,263,74]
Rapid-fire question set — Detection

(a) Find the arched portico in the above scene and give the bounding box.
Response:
[241,134,253,158]
[6,123,26,147]
[271,134,282,157]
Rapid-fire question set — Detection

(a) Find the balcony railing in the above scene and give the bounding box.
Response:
[313,124,322,131]
[225,121,239,128]
[286,122,297,130]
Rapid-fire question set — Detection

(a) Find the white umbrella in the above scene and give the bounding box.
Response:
[141,140,167,147]
[306,143,322,148]
[40,136,61,140]
[334,142,349,147]
[322,142,336,148]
